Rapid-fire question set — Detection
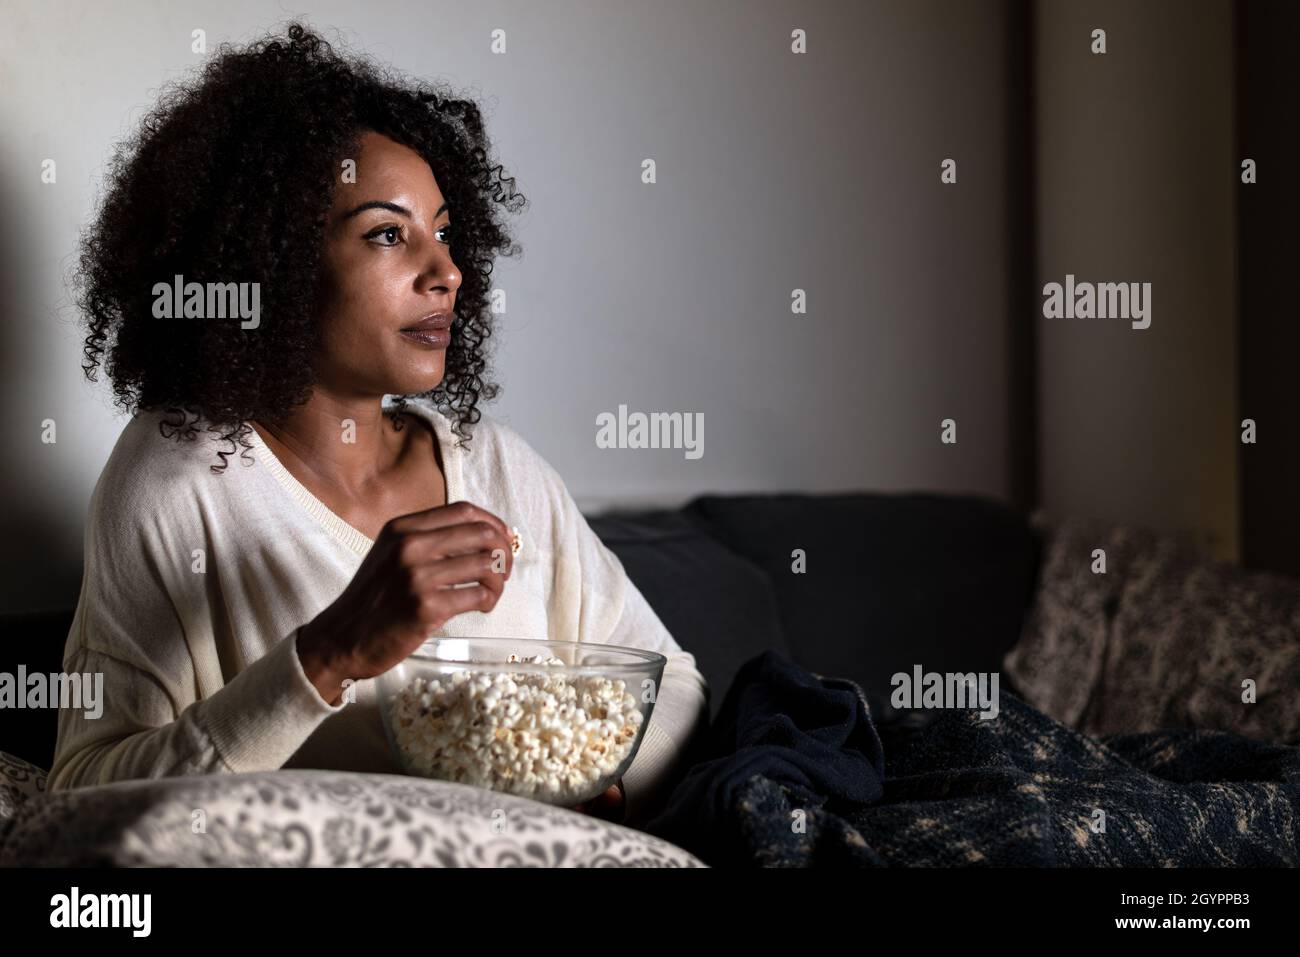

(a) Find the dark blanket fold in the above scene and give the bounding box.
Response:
[644,649,886,866]
[644,651,1300,867]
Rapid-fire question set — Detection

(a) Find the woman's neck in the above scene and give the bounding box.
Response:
[249,393,410,499]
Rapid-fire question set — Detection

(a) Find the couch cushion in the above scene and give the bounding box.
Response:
[0,609,74,771]
[680,493,1040,707]
[588,510,790,721]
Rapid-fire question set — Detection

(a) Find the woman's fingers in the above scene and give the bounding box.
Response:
[574,783,625,820]
[397,522,514,579]
[388,500,511,542]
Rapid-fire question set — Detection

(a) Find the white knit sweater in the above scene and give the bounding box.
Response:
[48,397,710,824]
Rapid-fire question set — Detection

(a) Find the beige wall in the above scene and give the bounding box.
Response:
[1033,0,1240,559]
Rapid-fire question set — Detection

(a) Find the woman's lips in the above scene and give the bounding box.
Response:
[401,312,452,348]
[399,328,451,348]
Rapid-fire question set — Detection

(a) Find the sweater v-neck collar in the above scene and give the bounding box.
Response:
[247,398,464,558]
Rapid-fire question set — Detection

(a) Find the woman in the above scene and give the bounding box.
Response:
[51,23,709,828]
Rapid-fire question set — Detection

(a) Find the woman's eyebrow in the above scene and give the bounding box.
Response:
[339,200,450,221]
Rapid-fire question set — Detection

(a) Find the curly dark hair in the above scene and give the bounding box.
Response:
[75,21,526,472]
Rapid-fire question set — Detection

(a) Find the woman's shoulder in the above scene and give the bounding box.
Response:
[412,399,562,481]
[90,408,251,524]
[409,400,576,531]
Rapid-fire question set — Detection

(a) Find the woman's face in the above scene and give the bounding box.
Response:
[315,130,461,399]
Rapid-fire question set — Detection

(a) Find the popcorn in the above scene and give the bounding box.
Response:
[388,653,643,804]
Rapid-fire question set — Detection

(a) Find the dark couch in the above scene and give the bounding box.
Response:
[0,491,1042,771]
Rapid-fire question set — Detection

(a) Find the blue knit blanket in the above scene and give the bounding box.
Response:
[644,651,1300,867]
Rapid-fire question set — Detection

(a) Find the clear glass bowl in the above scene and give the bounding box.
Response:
[376,637,666,806]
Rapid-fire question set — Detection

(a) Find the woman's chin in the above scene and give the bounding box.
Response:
[390,361,446,396]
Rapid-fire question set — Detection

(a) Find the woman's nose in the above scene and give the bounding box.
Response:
[418,253,461,294]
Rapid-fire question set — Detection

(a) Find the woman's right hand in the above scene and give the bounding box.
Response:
[296,501,515,704]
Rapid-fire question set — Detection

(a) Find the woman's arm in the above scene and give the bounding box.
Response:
[48,445,348,791]
[49,627,345,791]
[546,478,711,826]
[486,415,711,824]
[593,571,710,827]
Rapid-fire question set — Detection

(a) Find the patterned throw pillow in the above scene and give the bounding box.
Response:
[0,750,48,850]
[1003,516,1300,745]
[0,766,705,867]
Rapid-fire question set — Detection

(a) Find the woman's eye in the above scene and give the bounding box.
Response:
[436,224,452,244]
[366,225,403,246]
